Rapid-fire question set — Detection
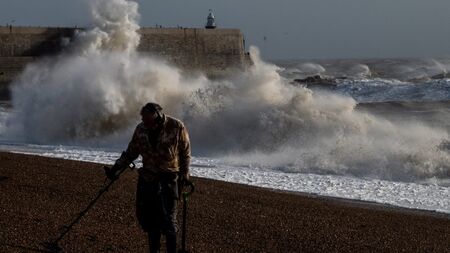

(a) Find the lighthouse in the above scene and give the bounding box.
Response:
[205,10,217,29]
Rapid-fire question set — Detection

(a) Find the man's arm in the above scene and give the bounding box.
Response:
[114,127,140,169]
[178,124,191,180]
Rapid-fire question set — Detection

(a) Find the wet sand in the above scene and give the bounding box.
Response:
[0,152,449,252]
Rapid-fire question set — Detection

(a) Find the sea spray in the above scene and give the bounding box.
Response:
[5,0,450,183]
[348,64,371,78]
[75,0,141,54]
[7,0,205,143]
[185,49,449,182]
[287,63,326,79]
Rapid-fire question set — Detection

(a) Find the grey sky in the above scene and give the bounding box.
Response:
[1,0,450,59]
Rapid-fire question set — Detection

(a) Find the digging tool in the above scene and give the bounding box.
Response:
[178,179,195,253]
[43,162,135,253]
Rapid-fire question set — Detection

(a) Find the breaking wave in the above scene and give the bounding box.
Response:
[3,0,450,184]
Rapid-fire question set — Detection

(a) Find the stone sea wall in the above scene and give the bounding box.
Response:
[0,26,250,99]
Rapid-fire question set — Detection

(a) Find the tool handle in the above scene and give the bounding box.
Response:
[180,180,194,253]
[181,180,195,200]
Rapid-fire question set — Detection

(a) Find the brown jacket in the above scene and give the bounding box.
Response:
[117,115,191,181]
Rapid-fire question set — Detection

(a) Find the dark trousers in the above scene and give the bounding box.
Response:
[136,175,178,253]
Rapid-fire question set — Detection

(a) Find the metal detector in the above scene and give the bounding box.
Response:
[43,162,135,253]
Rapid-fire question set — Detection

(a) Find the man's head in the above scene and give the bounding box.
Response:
[140,103,163,129]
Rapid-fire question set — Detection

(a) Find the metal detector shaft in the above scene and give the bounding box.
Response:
[179,180,195,253]
[45,162,135,251]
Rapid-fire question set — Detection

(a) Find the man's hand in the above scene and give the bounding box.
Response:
[104,164,121,181]
[177,173,191,199]
[180,173,190,182]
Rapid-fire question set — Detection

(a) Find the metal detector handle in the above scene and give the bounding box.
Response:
[179,179,194,253]
[182,180,195,201]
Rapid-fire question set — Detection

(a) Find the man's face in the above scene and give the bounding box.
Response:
[141,111,159,129]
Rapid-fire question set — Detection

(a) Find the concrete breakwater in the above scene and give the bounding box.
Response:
[0,26,250,99]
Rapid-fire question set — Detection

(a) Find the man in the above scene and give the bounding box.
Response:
[109,102,191,253]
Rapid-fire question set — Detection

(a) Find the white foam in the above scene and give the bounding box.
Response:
[0,143,448,214]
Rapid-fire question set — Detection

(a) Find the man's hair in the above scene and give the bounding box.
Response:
[140,102,163,116]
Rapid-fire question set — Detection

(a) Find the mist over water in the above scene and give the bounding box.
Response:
[3,0,450,184]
